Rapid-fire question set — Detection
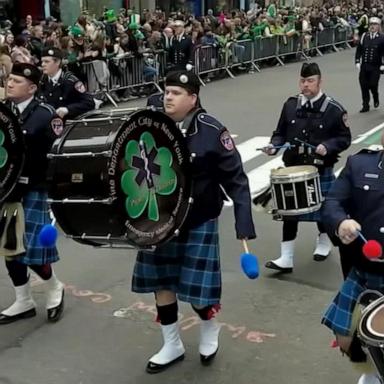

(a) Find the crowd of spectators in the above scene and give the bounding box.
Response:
[0,2,381,100]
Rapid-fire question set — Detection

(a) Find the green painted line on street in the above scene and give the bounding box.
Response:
[363,129,384,145]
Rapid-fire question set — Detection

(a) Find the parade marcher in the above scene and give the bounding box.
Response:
[355,17,384,113]
[133,70,256,373]
[321,140,384,384]
[263,63,351,272]
[38,47,95,120]
[0,63,65,324]
[168,20,194,72]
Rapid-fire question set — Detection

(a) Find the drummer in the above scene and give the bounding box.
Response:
[0,63,65,324]
[132,70,256,373]
[263,62,351,272]
[38,47,95,120]
[321,138,384,384]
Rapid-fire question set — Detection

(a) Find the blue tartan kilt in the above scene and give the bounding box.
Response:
[285,167,335,222]
[321,268,384,336]
[132,219,221,306]
[14,191,59,265]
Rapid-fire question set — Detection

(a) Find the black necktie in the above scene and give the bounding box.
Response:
[304,100,311,110]
[11,103,20,118]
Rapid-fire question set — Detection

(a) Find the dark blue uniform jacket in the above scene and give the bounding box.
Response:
[321,149,384,275]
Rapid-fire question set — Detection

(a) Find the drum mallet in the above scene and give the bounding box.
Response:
[357,231,383,259]
[256,144,295,151]
[39,211,58,247]
[240,239,259,279]
[293,138,317,150]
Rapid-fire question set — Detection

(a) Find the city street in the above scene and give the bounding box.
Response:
[1,48,383,384]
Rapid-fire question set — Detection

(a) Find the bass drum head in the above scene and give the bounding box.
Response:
[109,109,192,248]
[0,104,24,202]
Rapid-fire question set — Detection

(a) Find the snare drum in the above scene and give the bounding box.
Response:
[47,108,192,249]
[270,165,323,216]
[358,295,384,381]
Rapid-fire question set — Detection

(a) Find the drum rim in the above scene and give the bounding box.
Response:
[275,204,322,215]
[271,174,320,183]
[271,165,318,177]
[0,103,25,202]
[358,295,384,346]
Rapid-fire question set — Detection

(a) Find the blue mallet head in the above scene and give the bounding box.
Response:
[240,252,259,279]
[39,224,58,247]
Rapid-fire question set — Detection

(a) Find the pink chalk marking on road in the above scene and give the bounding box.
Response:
[114,301,276,344]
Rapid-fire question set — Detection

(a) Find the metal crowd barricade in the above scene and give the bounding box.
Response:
[228,39,260,72]
[156,50,169,80]
[314,28,336,55]
[254,36,281,65]
[80,25,356,104]
[108,54,161,95]
[276,34,308,62]
[194,44,232,85]
[82,59,118,107]
[333,26,353,49]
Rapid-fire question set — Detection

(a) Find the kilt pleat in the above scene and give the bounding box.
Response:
[321,268,384,336]
[14,191,59,265]
[132,219,221,306]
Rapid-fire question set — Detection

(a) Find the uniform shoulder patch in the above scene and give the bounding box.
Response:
[219,129,235,151]
[197,113,224,130]
[51,117,64,136]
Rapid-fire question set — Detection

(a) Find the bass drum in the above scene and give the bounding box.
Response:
[47,109,192,248]
[0,103,25,202]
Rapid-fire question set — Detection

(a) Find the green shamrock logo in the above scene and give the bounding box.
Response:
[121,132,177,222]
[0,130,8,168]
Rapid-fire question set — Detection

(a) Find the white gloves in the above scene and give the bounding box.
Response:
[380,65,384,71]
[56,107,69,118]
[356,63,361,70]
[262,144,277,156]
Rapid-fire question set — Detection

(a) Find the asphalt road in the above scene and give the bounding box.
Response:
[1,48,383,384]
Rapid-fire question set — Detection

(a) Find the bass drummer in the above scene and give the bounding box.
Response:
[132,70,256,373]
[263,62,351,273]
[0,63,65,324]
[321,137,384,384]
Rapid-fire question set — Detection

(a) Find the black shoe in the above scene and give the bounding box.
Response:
[374,101,380,108]
[200,347,218,366]
[313,254,328,262]
[265,261,293,273]
[146,354,185,374]
[47,290,64,323]
[360,107,370,113]
[0,308,36,324]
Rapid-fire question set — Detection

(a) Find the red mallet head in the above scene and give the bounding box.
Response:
[362,240,383,259]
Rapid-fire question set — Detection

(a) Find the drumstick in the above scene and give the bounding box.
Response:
[256,144,295,151]
[357,231,368,243]
[242,239,249,253]
[294,137,317,149]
